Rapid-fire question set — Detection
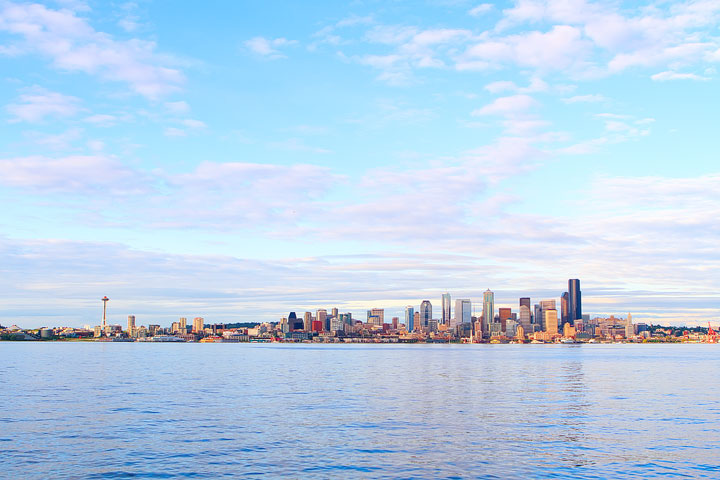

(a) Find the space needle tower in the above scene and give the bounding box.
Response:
[101,296,109,328]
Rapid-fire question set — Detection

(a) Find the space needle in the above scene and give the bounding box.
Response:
[101,296,109,328]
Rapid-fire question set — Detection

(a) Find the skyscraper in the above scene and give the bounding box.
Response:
[179,317,187,333]
[317,309,327,331]
[405,306,414,332]
[561,292,569,326]
[454,299,472,327]
[441,293,451,325]
[127,315,135,332]
[192,317,204,333]
[499,308,511,332]
[303,312,312,331]
[544,309,558,335]
[368,308,384,326]
[482,289,494,336]
[569,279,582,325]
[420,300,432,329]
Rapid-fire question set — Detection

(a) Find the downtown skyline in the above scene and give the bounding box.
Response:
[1,1,719,328]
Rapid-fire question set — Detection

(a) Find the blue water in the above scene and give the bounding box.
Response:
[1,343,719,479]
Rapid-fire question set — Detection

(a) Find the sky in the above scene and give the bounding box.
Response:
[1,0,719,328]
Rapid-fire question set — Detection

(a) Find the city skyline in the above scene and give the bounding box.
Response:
[1,1,719,328]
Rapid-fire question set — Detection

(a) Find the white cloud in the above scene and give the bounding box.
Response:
[651,70,709,81]
[84,114,118,126]
[6,87,81,123]
[0,154,143,193]
[0,2,184,98]
[164,101,190,114]
[472,94,538,116]
[244,36,297,59]
[469,4,493,17]
[181,119,206,129]
[562,94,607,103]
[164,127,186,137]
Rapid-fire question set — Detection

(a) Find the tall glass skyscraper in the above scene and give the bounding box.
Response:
[482,289,494,335]
[441,293,451,325]
[455,299,472,325]
[569,279,582,325]
[405,306,414,332]
[420,300,432,328]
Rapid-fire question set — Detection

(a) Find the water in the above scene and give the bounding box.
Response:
[1,343,719,479]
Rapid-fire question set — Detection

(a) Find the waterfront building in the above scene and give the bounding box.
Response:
[544,309,558,335]
[441,293,451,325]
[192,317,204,334]
[179,317,187,334]
[569,279,582,325]
[516,324,525,341]
[482,289,494,336]
[127,315,135,332]
[420,301,432,329]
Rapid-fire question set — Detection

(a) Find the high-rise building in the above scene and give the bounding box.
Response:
[519,297,531,310]
[192,317,204,333]
[482,289,494,335]
[405,306,414,332]
[303,312,312,331]
[414,311,421,331]
[441,293,451,325]
[561,292,569,326]
[499,308,511,332]
[544,309,558,334]
[368,308,384,326]
[519,305,532,332]
[420,301,432,329]
[392,317,399,330]
[568,279,582,325]
[534,304,542,326]
[288,312,303,330]
[317,309,327,331]
[127,315,135,332]
[454,299,472,327]
[179,317,187,333]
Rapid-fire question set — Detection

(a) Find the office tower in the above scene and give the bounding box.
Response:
[392,317,399,330]
[482,289,494,335]
[544,309,558,334]
[568,279,582,325]
[499,308,511,332]
[441,293,451,325]
[289,312,303,330]
[454,299,472,327]
[127,315,135,332]
[368,308,384,326]
[519,297,531,310]
[171,321,180,333]
[516,324,525,340]
[192,317,204,333]
[420,301,432,329]
[317,309,328,331]
[519,305,532,332]
[405,306,414,332]
[303,312,312,331]
[414,312,421,331]
[534,304,542,326]
[179,317,187,333]
[561,292,569,326]
[331,307,339,318]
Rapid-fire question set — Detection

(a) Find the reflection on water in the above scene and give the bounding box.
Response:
[1,343,719,479]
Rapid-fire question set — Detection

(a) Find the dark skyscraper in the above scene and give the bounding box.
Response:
[561,292,569,326]
[568,279,581,325]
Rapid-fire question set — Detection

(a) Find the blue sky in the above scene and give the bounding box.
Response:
[1,0,719,328]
